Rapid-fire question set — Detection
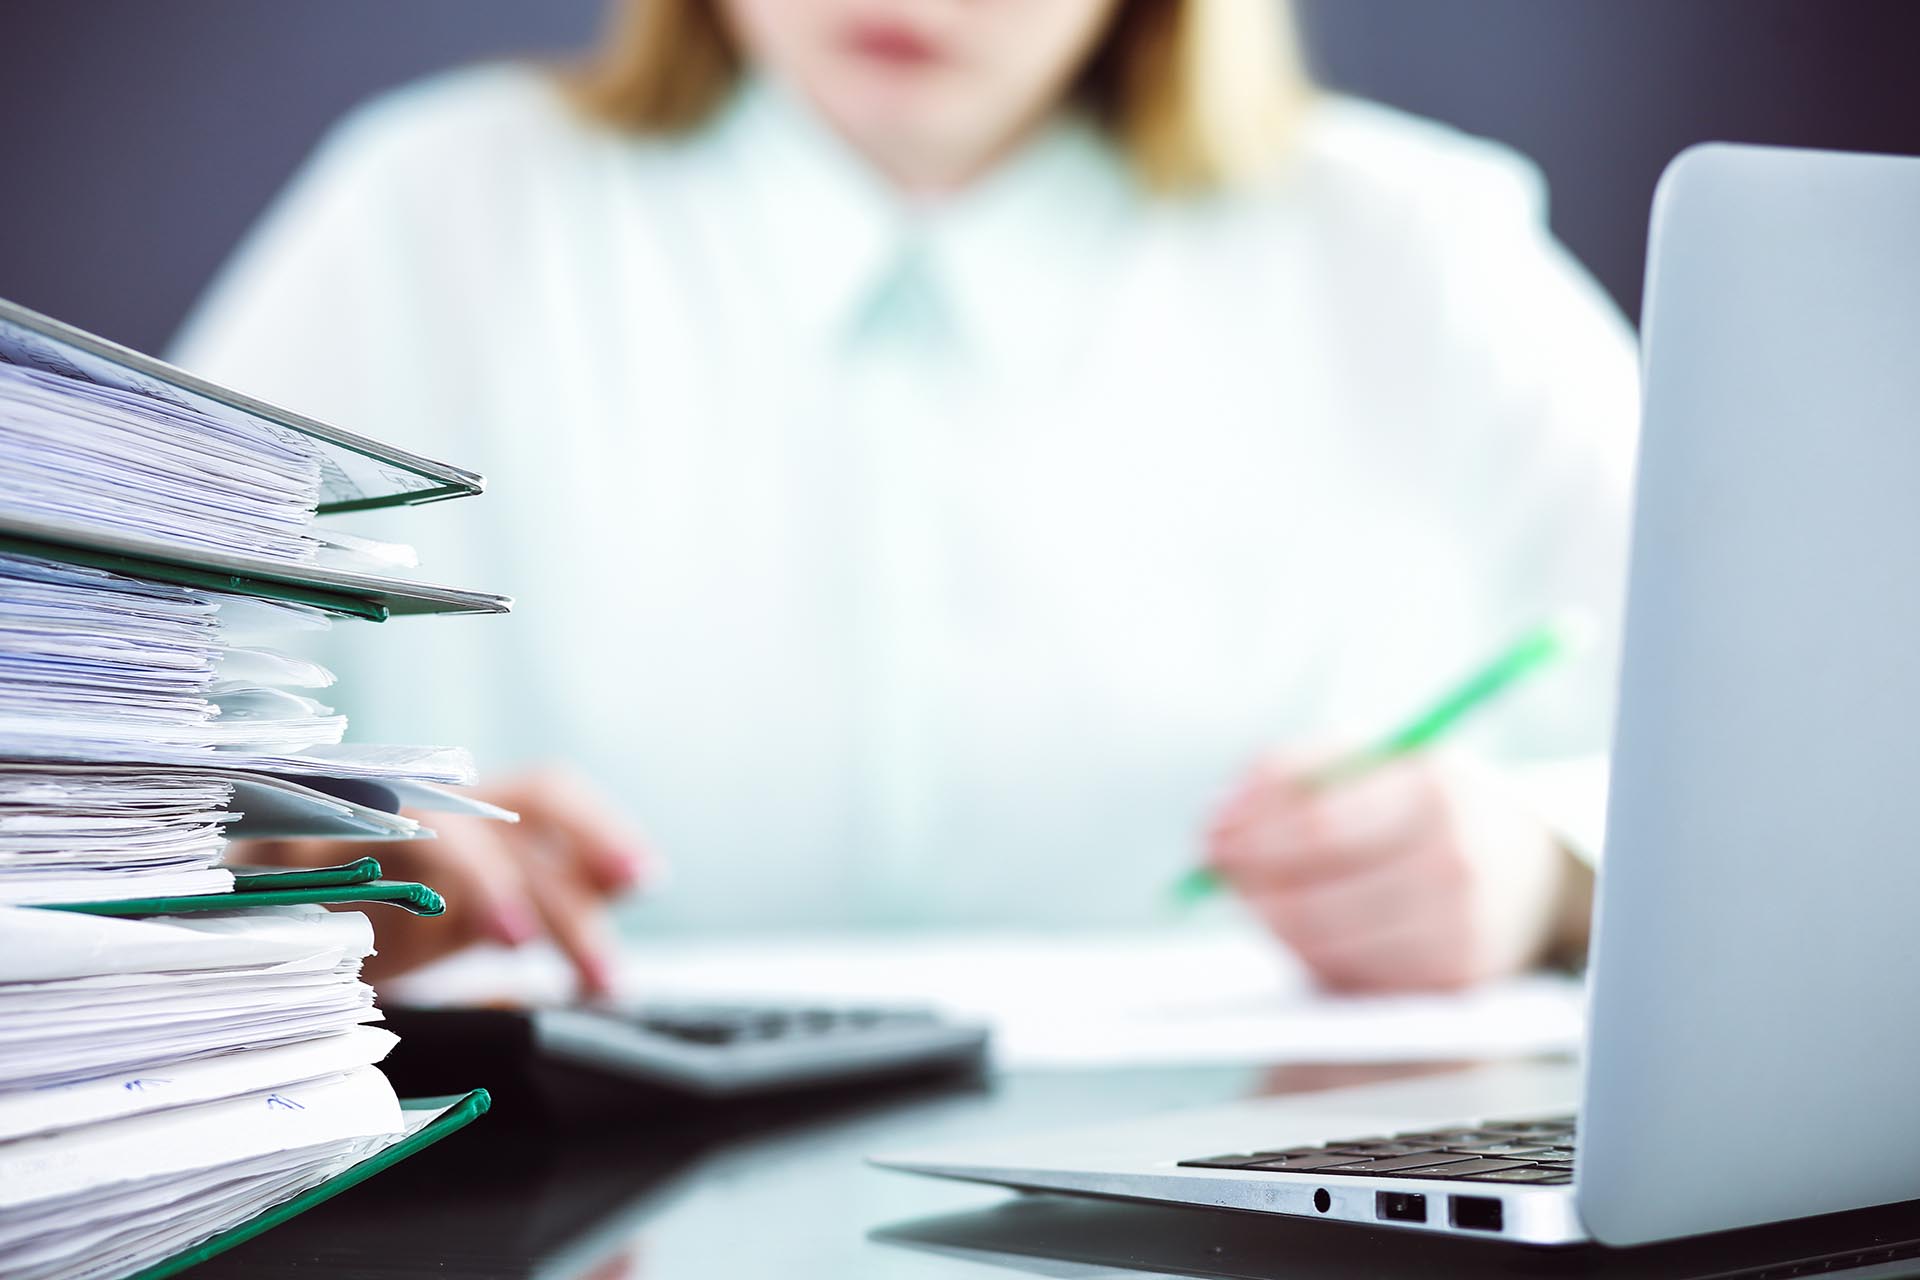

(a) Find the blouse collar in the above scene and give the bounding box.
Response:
[705,74,1144,374]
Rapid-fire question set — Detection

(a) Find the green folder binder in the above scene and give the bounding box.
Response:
[228,856,384,891]
[0,519,511,621]
[0,296,514,620]
[0,297,483,514]
[125,1090,492,1280]
[0,530,393,621]
[41,858,445,917]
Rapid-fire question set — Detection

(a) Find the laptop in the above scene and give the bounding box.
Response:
[873,142,1920,1248]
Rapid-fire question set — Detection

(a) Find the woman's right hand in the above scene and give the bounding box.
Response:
[239,767,655,996]
[1204,749,1586,992]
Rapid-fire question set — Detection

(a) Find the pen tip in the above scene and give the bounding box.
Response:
[1169,866,1222,906]
[1547,608,1598,657]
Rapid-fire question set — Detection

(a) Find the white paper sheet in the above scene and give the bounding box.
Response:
[0,869,234,905]
[0,362,321,564]
[0,1025,399,1142]
[0,551,477,787]
[0,908,383,1091]
[0,765,237,902]
[0,992,381,1092]
[2,1144,372,1280]
[0,1065,403,1208]
[0,765,425,874]
[0,552,345,759]
[0,903,372,982]
[0,1100,446,1280]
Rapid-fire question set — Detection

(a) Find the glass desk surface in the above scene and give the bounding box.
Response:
[193,1057,1920,1280]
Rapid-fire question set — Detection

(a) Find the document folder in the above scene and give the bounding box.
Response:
[0,294,496,1277]
[228,857,384,891]
[41,872,446,918]
[0,297,482,514]
[0,517,509,621]
[0,295,512,620]
[123,1090,492,1280]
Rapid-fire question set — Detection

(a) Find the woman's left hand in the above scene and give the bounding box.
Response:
[237,766,654,996]
[1204,749,1590,991]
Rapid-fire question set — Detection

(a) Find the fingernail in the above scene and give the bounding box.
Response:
[615,849,650,888]
[581,952,616,997]
[486,901,540,947]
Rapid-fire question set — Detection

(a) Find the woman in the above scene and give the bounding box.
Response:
[175,0,1635,994]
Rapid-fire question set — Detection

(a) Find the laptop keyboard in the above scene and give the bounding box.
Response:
[1178,1114,1576,1185]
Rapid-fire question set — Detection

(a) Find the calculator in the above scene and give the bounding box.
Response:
[531,1001,991,1097]
[379,1001,990,1110]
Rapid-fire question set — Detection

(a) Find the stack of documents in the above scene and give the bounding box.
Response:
[0,364,324,565]
[0,767,235,905]
[0,551,344,763]
[0,296,500,1277]
[0,907,407,1280]
[0,297,505,619]
[0,298,515,904]
[0,539,500,908]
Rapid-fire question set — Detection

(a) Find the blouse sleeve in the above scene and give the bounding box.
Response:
[1333,118,1641,862]
[1448,175,1639,863]
[1295,102,1639,861]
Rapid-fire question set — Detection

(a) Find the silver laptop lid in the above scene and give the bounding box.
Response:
[1579,143,1920,1245]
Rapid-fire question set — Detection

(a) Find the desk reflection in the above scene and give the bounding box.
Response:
[188,1058,1920,1280]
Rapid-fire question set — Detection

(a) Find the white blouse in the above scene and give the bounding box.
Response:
[172,67,1638,932]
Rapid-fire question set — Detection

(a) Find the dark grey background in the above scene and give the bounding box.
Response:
[2,0,1917,355]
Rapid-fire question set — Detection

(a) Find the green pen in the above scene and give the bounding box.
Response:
[1170,614,1588,906]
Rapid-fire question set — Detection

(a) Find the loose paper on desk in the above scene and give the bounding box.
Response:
[395,925,1585,1070]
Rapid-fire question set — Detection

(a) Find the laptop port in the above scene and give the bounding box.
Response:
[1449,1196,1503,1233]
[1376,1192,1427,1223]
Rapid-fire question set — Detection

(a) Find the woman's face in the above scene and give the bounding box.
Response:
[719,0,1121,192]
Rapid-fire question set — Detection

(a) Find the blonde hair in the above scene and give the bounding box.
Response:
[566,0,1314,192]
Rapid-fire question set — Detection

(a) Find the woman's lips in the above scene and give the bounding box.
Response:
[844,20,944,67]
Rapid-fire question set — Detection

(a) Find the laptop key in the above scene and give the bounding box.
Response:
[1393,1158,1538,1179]
[1328,1142,1444,1156]
[1443,1143,1558,1157]
[1241,1153,1377,1172]
[1472,1167,1573,1184]
[1393,1130,1495,1145]
[1335,1152,1478,1174]
[1176,1155,1265,1170]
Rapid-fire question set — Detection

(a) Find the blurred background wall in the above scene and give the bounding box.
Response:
[2,0,1916,356]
